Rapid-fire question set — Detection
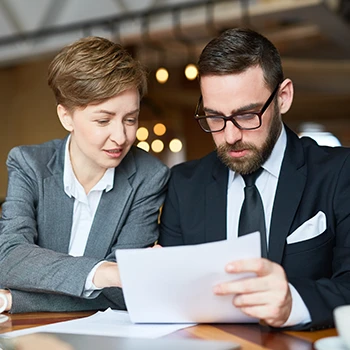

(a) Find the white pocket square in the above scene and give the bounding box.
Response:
[287,211,327,244]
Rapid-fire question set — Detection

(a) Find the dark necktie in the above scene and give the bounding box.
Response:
[238,168,268,258]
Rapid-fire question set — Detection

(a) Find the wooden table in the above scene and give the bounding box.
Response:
[0,311,337,350]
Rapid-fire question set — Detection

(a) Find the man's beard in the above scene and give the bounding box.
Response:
[216,103,282,175]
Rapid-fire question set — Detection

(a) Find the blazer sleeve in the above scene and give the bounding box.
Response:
[9,287,126,313]
[0,147,100,298]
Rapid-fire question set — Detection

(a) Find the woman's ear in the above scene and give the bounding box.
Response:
[57,104,73,132]
[278,78,294,114]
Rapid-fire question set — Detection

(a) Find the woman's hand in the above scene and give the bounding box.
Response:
[0,289,12,313]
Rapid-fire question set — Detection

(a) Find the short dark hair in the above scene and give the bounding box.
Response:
[198,28,284,91]
[48,36,147,111]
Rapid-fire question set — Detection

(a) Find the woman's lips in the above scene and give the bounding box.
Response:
[104,149,123,158]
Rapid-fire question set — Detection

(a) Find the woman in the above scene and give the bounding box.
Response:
[0,36,169,313]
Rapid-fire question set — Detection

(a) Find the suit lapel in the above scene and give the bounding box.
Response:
[84,151,135,259]
[205,154,228,243]
[268,127,307,264]
[44,137,74,253]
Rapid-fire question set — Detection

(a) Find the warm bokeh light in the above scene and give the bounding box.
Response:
[137,141,150,152]
[184,63,198,80]
[151,139,164,153]
[298,122,341,147]
[169,138,183,153]
[153,123,166,136]
[136,127,149,141]
[155,67,169,84]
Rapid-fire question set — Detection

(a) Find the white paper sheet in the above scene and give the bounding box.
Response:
[3,308,194,339]
[116,232,260,324]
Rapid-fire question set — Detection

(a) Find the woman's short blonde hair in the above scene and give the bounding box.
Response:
[48,36,147,111]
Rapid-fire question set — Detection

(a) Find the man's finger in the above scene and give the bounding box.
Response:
[213,276,270,295]
[226,258,279,277]
[233,291,272,307]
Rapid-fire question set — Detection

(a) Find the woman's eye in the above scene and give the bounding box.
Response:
[96,120,109,125]
[125,118,137,125]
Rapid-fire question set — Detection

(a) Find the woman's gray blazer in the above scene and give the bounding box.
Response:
[0,137,170,313]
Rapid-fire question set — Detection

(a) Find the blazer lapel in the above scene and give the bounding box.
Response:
[205,154,228,243]
[84,152,135,259]
[44,137,74,253]
[268,127,307,264]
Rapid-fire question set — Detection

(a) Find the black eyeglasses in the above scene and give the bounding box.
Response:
[194,84,280,133]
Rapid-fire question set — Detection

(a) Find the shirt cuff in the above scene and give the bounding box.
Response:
[282,283,311,327]
[83,261,105,297]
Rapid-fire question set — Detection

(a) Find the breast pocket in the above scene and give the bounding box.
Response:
[283,228,334,279]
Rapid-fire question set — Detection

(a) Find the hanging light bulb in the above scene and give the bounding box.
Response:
[151,139,164,153]
[169,138,183,153]
[137,141,150,152]
[153,123,166,136]
[156,67,169,84]
[184,63,198,80]
[136,127,149,141]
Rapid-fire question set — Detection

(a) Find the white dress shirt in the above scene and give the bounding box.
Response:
[226,126,311,327]
[63,136,114,295]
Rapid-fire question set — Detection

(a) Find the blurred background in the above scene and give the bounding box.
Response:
[0,0,349,201]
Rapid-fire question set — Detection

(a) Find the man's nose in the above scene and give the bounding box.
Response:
[224,120,243,144]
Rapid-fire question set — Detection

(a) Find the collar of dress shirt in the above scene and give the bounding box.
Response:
[63,135,115,199]
[228,125,287,186]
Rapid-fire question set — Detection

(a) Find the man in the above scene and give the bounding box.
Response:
[159,28,350,331]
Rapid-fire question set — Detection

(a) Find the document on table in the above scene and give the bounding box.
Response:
[116,232,260,324]
[3,308,195,339]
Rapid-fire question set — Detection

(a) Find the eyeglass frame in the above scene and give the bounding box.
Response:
[194,83,280,133]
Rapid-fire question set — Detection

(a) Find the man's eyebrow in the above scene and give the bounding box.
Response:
[203,102,263,116]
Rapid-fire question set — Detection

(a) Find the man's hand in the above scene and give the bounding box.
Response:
[0,289,12,312]
[213,258,292,327]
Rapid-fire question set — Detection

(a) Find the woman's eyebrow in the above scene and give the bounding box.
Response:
[93,109,116,116]
[124,108,140,117]
[93,108,140,116]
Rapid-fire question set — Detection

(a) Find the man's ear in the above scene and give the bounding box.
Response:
[278,78,294,114]
[57,104,73,132]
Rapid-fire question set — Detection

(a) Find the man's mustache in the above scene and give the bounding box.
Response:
[219,141,256,152]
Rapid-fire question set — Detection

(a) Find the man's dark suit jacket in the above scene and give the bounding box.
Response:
[159,125,350,331]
